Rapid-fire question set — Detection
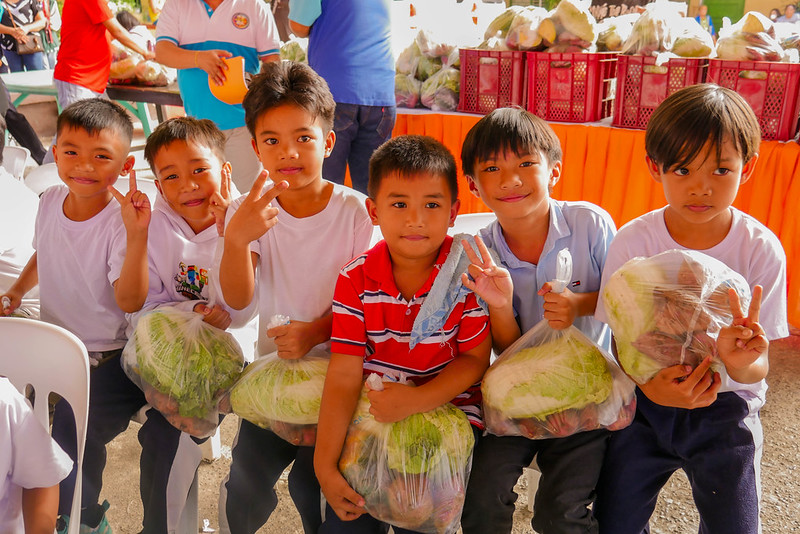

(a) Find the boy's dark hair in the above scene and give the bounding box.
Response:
[56,98,134,145]
[645,84,760,173]
[368,135,458,203]
[243,61,336,138]
[115,10,140,31]
[460,107,562,178]
[144,117,226,175]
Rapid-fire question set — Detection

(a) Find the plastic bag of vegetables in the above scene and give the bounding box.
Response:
[122,307,245,437]
[339,374,474,534]
[482,250,636,439]
[228,347,329,446]
[280,37,308,63]
[395,73,422,108]
[420,67,459,112]
[602,249,751,384]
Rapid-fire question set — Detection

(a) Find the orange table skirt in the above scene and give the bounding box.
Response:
[393,112,800,327]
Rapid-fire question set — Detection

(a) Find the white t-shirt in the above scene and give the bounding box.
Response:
[131,196,259,360]
[226,182,373,356]
[34,186,128,351]
[0,169,40,314]
[0,378,72,534]
[596,207,789,405]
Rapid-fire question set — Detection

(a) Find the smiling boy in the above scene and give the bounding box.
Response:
[217,60,373,534]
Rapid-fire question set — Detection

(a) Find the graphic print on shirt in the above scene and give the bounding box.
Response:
[231,13,249,29]
[174,261,209,299]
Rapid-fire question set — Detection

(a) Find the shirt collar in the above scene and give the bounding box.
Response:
[490,199,572,268]
[364,235,454,300]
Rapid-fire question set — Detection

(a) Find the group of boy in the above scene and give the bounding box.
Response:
[0,55,788,534]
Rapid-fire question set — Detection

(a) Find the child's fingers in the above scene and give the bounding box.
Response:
[257,180,289,208]
[681,356,714,388]
[461,272,476,292]
[461,238,481,265]
[748,285,763,324]
[266,324,288,338]
[108,185,126,204]
[220,165,231,201]
[728,287,745,320]
[538,281,553,296]
[128,169,138,193]
[247,170,271,201]
[474,234,494,265]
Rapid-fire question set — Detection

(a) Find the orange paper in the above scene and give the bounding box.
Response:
[209,56,248,105]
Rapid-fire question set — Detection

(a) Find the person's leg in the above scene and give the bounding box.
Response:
[4,49,23,72]
[23,51,45,71]
[682,393,762,534]
[594,391,682,534]
[461,433,538,534]
[346,105,396,194]
[319,504,389,534]
[51,352,147,522]
[218,420,298,534]
[287,446,322,534]
[3,83,47,164]
[322,102,358,186]
[531,429,609,534]
[224,125,261,194]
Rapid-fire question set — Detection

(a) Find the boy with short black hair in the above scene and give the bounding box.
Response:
[314,134,492,532]
[458,107,617,534]
[594,84,788,533]
[218,60,374,534]
[1,98,152,533]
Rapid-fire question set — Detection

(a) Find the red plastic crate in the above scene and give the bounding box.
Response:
[612,56,707,130]
[526,52,618,123]
[457,49,527,114]
[707,59,800,141]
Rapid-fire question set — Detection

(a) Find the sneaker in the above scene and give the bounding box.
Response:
[56,500,113,534]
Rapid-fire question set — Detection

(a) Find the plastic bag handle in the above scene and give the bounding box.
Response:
[550,248,573,294]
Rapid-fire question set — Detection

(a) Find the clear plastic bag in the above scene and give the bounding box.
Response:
[603,249,751,384]
[420,67,460,111]
[339,374,474,534]
[122,307,245,437]
[228,346,329,447]
[482,250,636,439]
[395,73,422,108]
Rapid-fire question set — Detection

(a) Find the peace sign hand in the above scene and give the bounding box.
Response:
[717,285,769,373]
[209,164,233,237]
[224,170,289,246]
[460,235,513,310]
[109,169,151,236]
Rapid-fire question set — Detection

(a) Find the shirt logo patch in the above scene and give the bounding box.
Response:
[232,13,250,29]
[174,262,209,300]
[571,280,581,288]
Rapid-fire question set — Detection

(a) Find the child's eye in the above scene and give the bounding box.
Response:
[64,150,77,156]
[714,168,731,176]
[520,161,536,168]
[674,168,690,176]
[162,174,178,181]
[298,135,312,143]
[96,154,111,160]
[425,202,441,209]
[482,165,499,173]
[193,167,209,175]
[391,201,407,209]
[263,138,278,145]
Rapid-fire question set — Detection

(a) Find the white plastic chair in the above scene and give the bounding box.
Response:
[0,316,90,534]
[2,145,31,180]
[23,162,61,196]
[450,211,497,236]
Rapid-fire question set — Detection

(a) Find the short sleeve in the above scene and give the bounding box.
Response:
[591,207,617,278]
[456,292,489,353]
[155,0,181,45]
[594,235,632,325]
[106,221,127,286]
[288,0,322,27]
[331,268,367,357]
[253,0,280,58]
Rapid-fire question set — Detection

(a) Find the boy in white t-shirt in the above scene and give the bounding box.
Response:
[0,377,73,534]
[217,60,373,534]
[0,98,153,533]
[594,84,789,534]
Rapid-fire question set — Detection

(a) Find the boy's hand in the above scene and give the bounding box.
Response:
[461,236,513,310]
[209,165,233,237]
[638,356,721,409]
[110,170,151,235]
[194,303,232,330]
[197,49,232,86]
[267,320,316,360]
[1,292,20,316]
[367,382,418,423]
[717,286,768,372]
[539,283,578,330]
[317,467,366,521]
[225,170,289,247]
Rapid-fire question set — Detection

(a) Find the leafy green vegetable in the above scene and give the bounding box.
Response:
[421,67,460,111]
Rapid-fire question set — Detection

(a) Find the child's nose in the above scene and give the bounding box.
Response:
[406,206,424,226]
[689,175,713,195]
[499,170,522,188]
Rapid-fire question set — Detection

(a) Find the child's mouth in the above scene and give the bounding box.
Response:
[403,234,427,241]
[499,194,528,202]
[279,167,302,175]
[183,198,205,207]
[687,204,711,212]
[71,176,96,185]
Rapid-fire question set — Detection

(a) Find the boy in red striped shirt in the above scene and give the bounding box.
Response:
[315,135,492,532]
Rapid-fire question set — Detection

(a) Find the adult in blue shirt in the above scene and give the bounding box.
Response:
[289,0,396,194]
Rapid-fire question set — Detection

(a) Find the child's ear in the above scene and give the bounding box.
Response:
[154,178,163,196]
[365,197,379,225]
[120,155,135,176]
[549,161,562,188]
[51,144,58,164]
[645,156,663,183]
[448,199,461,228]
[251,137,260,157]
[466,175,481,198]
[324,130,336,158]
[740,153,758,185]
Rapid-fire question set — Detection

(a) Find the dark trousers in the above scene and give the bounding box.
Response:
[51,352,190,533]
[461,429,609,534]
[2,81,47,164]
[221,419,321,534]
[323,103,396,194]
[594,389,761,534]
[319,503,422,534]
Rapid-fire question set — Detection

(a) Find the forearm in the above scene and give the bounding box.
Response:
[289,20,310,37]
[114,232,149,313]
[573,291,599,317]
[726,350,769,384]
[315,354,363,476]
[489,304,521,354]
[108,25,150,58]
[155,40,197,69]
[219,243,256,310]
[24,17,47,34]
[306,313,333,347]
[21,485,59,534]
[8,253,39,298]
[413,336,492,413]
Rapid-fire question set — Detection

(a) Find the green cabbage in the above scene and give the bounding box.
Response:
[416,55,443,82]
[126,309,244,419]
[482,334,613,420]
[395,73,421,108]
[421,67,460,111]
[280,40,307,63]
[229,354,328,426]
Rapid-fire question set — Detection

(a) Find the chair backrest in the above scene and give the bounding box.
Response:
[2,145,31,180]
[0,317,90,534]
[450,212,498,236]
[23,162,61,196]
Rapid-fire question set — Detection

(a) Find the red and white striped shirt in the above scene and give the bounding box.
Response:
[331,236,490,427]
